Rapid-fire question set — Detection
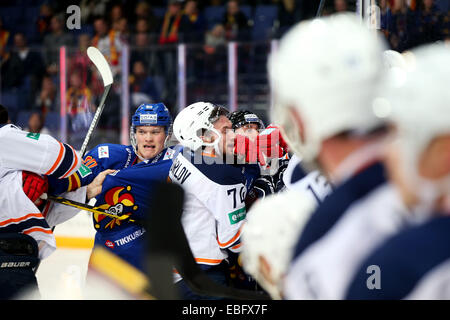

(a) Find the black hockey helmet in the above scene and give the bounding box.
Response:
[228,110,265,130]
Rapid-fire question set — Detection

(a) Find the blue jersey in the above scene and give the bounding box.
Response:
[49,144,140,195]
[48,143,176,270]
[345,215,450,300]
[92,155,174,270]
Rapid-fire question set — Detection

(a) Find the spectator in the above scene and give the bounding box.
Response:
[179,0,206,43]
[43,14,74,76]
[80,0,109,25]
[222,0,250,41]
[0,18,10,64]
[135,17,151,34]
[275,0,302,37]
[129,60,161,106]
[134,1,161,35]
[36,3,54,41]
[157,0,184,109]
[9,33,45,101]
[444,11,450,41]
[205,23,227,51]
[24,112,52,136]
[66,71,94,148]
[109,3,124,26]
[203,24,227,83]
[69,33,94,87]
[67,71,94,118]
[158,0,184,44]
[130,33,153,70]
[412,0,446,47]
[113,17,130,43]
[92,16,124,76]
[333,0,350,13]
[379,0,393,38]
[385,0,416,51]
[34,75,57,115]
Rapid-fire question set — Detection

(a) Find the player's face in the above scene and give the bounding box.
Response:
[135,126,166,160]
[214,115,236,156]
[235,123,259,142]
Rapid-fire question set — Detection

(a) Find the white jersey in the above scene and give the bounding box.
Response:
[284,183,410,299]
[0,124,81,178]
[0,124,82,259]
[282,154,332,204]
[169,151,248,282]
[405,259,450,300]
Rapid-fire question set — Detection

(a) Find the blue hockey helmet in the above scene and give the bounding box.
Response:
[130,103,173,157]
[131,103,172,132]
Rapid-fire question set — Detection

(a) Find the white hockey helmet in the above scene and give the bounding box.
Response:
[382,49,407,70]
[268,13,387,163]
[240,190,316,300]
[172,102,230,151]
[376,43,450,210]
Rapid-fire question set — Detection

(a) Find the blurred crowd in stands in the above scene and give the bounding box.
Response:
[0,0,448,139]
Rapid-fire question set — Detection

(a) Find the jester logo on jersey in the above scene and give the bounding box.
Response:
[94,185,138,229]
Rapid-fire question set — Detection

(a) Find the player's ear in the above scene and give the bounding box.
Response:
[200,130,216,143]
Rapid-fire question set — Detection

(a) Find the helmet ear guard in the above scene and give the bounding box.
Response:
[173,102,230,152]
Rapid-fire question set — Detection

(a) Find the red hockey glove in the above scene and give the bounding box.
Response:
[22,171,48,205]
[257,124,288,162]
[233,134,259,164]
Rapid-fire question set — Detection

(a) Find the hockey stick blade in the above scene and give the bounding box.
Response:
[80,47,114,157]
[87,47,113,87]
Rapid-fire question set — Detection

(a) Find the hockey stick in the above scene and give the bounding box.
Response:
[44,194,143,225]
[79,47,114,158]
[316,0,327,17]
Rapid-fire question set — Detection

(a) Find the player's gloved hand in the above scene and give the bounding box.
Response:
[22,171,48,206]
[245,176,275,210]
[257,124,288,163]
[233,134,259,164]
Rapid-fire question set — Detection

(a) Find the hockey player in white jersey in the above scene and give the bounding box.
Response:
[0,104,83,299]
[345,43,450,300]
[170,102,252,299]
[239,13,393,299]
[274,48,417,299]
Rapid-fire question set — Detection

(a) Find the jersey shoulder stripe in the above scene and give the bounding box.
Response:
[46,142,79,179]
[61,144,79,178]
[44,141,65,175]
[0,214,51,235]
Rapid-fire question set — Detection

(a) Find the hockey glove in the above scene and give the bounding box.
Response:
[233,134,259,164]
[22,171,48,206]
[257,124,289,162]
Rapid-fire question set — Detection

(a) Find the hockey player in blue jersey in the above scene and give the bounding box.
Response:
[49,103,174,196]
[345,43,450,300]
[48,103,176,271]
